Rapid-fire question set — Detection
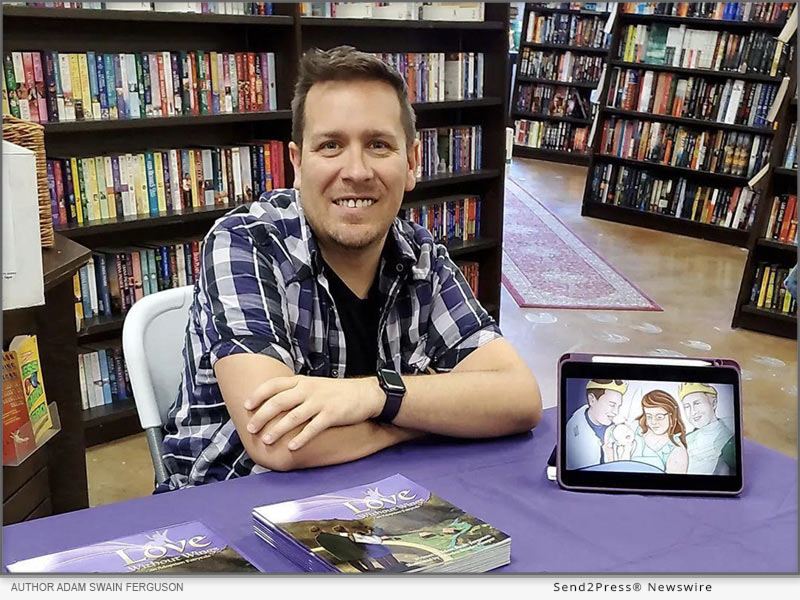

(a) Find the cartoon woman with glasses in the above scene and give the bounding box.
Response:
[630,390,689,474]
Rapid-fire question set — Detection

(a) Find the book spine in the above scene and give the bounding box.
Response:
[43,51,60,122]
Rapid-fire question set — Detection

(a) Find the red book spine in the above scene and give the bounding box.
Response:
[22,52,39,123]
[188,52,199,116]
[156,53,168,117]
[780,195,797,242]
[273,140,285,188]
[235,52,247,112]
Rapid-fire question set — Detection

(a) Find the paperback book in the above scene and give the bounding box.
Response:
[252,474,511,573]
[6,521,257,573]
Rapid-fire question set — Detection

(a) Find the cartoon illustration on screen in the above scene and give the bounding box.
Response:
[679,383,734,475]
[567,378,736,475]
[565,379,628,469]
[630,390,689,474]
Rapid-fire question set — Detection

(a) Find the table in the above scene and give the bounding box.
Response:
[3,409,797,573]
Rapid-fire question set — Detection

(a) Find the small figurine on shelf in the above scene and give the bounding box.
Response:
[784,265,797,300]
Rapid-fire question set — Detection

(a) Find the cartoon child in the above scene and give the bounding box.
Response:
[566,379,627,469]
[679,383,733,475]
[631,390,688,474]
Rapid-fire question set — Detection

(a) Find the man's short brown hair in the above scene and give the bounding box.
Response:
[291,46,416,148]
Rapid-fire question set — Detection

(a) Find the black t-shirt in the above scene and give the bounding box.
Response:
[324,264,383,377]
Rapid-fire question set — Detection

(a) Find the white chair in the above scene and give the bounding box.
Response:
[122,286,194,484]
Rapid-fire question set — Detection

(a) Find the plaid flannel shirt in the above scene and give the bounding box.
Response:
[159,188,501,491]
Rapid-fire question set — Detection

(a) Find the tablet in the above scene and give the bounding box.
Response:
[557,353,743,495]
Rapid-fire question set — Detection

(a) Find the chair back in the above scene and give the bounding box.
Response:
[122,286,193,483]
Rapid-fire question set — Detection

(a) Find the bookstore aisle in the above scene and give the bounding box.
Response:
[502,158,797,456]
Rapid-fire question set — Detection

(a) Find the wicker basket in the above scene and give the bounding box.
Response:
[2,115,55,248]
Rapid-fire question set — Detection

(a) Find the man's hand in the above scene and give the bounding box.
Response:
[244,375,385,450]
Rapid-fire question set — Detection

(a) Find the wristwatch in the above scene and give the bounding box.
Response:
[375,367,406,423]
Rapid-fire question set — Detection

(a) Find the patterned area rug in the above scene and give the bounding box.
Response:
[502,178,662,311]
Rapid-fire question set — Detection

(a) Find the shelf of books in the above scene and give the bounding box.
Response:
[732,73,797,340]
[580,1,796,247]
[510,2,614,166]
[3,2,510,445]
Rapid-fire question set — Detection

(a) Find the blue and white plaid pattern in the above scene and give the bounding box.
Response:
[159,188,500,491]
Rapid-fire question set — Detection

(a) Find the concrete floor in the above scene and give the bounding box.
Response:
[86,158,798,507]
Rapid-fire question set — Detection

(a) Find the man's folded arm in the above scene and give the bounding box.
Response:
[214,352,420,471]
[391,336,543,438]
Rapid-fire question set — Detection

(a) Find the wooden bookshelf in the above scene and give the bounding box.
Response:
[609,60,783,84]
[618,11,786,31]
[4,3,511,446]
[603,107,776,136]
[515,75,599,89]
[520,42,609,55]
[510,3,612,166]
[732,49,798,339]
[3,234,92,523]
[581,5,795,250]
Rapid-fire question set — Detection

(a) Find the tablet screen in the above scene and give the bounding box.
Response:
[564,379,736,476]
[558,359,743,494]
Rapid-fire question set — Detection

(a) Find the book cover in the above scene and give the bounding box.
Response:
[253,474,510,573]
[2,350,36,465]
[7,521,258,573]
[7,335,52,444]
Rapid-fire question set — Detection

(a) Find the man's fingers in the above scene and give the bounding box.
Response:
[287,414,331,451]
[246,386,305,434]
[261,403,318,445]
[244,376,299,411]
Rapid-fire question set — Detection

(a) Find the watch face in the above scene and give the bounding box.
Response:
[380,368,405,393]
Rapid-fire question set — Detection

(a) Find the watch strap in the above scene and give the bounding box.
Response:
[376,389,403,423]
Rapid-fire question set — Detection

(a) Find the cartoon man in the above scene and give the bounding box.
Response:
[566,379,627,469]
[679,383,733,475]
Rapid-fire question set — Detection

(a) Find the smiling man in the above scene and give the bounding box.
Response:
[159,46,541,491]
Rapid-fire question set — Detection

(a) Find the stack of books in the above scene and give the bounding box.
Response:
[764,194,798,244]
[74,240,203,328]
[400,195,481,245]
[252,474,510,573]
[77,344,130,410]
[518,49,604,83]
[531,2,613,13]
[4,49,278,125]
[516,83,593,119]
[6,521,257,573]
[416,126,482,178]
[750,263,797,315]
[598,117,771,177]
[621,2,793,23]
[47,141,284,226]
[607,68,777,127]
[515,118,589,153]
[299,2,485,22]
[590,163,760,229]
[9,2,275,14]
[373,52,485,102]
[456,260,480,297]
[526,11,610,48]
[618,23,793,77]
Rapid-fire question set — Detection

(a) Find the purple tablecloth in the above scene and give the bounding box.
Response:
[3,409,797,573]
